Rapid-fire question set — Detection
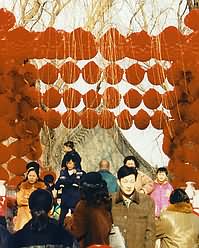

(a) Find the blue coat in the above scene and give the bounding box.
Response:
[98,170,118,193]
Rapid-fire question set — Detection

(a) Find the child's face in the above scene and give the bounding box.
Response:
[157,172,167,182]
[66,160,75,170]
[64,145,72,153]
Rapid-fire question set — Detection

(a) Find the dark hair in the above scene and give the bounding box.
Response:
[64,141,74,150]
[117,166,138,180]
[123,156,139,168]
[169,188,190,204]
[44,174,55,184]
[156,167,168,176]
[29,189,53,232]
[80,172,111,210]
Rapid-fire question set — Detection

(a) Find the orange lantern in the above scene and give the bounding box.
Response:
[162,136,172,157]
[0,8,16,31]
[143,89,162,109]
[117,109,133,130]
[9,139,30,158]
[15,119,41,139]
[45,110,61,129]
[7,158,27,176]
[123,89,142,108]
[0,118,12,142]
[184,9,199,31]
[82,61,101,84]
[134,109,150,129]
[162,91,177,110]
[29,108,45,127]
[43,87,61,108]
[62,110,80,129]
[103,87,121,109]
[82,89,101,108]
[81,109,98,129]
[125,63,145,85]
[63,88,81,108]
[151,110,167,129]
[22,86,41,108]
[26,141,42,161]
[147,63,166,85]
[98,109,115,129]
[0,144,11,164]
[183,122,199,144]
[60,62,81,84]
[7,175,24,188]
[104,64,123,84]
[39,63,59,84]
[0,166,9,182]
[18,63,39,86]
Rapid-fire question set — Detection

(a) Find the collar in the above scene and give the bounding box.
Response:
[115,190,140,205]
[167,202,193,213]
[154,179,168,185]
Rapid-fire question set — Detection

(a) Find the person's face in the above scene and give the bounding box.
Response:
[100,160,109,170]
[66,160,75,170]
[27,170,38,184]
[125,159,136,168]
[118,174,136,195]
[157,172,167,182]
[64,145,72,153]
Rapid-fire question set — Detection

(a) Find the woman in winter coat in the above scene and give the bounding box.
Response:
[156,188,199,248]
[65,172,112,248]
[14,162,45,231]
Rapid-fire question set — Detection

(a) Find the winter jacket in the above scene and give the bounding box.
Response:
[61,150,82,170]
[13,217,78,248]
[156,202,199,248]
[111,190,155,248]
[0,224,14,248]
[98,170,118,193]
[150,180,173,217]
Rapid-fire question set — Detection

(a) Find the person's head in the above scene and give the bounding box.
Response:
[169,188,190,204]
[26,162,40,184]
[99,160,110,171]
[156,167,168,183]
[80,172,110,208]
[65,158,76,170]
[117,166,138,196]
[64,141,74,153]
[43,174,55,186]
[123,156,139,169]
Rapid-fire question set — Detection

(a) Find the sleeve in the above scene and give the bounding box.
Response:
[156,212,171,239]
[145,198,156,248]
[141,173,154,194]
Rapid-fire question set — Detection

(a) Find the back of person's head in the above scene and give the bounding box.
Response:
[29,189,53,231]
[64,141,74,150]
[156,167,168,175]
[44,174,55,185]
[123,156,139,168]
[81,172,110,208]
[117,166,138,180]
[169,188,190,204]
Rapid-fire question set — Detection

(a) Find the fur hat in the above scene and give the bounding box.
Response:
[26,161,40,176]
[29,189,53,213]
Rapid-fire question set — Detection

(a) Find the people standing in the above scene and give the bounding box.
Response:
[111,166,155,248]
[98,160,118,193]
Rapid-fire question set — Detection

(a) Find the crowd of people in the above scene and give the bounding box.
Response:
[0,140,199,248]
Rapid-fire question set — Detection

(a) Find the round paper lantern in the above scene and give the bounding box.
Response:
[9,139,30,158]
[103,87,121,109]
[125,63,145,85]
[0,166,9,182]
[18,63,39,86]
[63,88,81,108]
[60,62,80,84]
[147,63,166,85]
[82,89,101,108]
[0,144,11,164]
[43,87,61,108]
[158,26,184,47]
[81,109,98,129]
[45,110,61,129]
[29,108,45,127]
[99,109,115,129]
[99,28,126,61]
[134,109,150,129]
[183,122,199,144]
[82,61,101,84]
[104,64,123,84]
[7,175,24,188]
[184,9,199,31]
[162,91,177,110]
[22,86,41,108]
[62,110,80,129]
[15,119,41,139]
[123,89,142,108]
[26,142,42,161]
[39,63,59,84]
[7,158,27,176]
[162,136,172,157]
[0,94,16,118]
[0,118,12,142]
[117,110,133,130]
[0,8,16,31]
[143,89,162,109]
[151,110,167,129]
[38,27,62,46]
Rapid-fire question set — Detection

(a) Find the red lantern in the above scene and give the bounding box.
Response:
[147,64,166,85]
[9,139,30,158]
[39,63,59,84]
[26,143,42,161]
[45,110,61,129]
[18,63,39,86]
[125,64,145,85]
[0,8,16,31]
[7,158,27,176]
[21,86,41,108]
[151,110,167,129]
[43,87,61,108]
[63,88,81,108]
[62,110,80,129]
[117,110,133,129]
[82,90,101,108]
[162,136,172,157]
[103,87,121,109]
[162,91,177,110]
[0,166,9,182]
[82,61,101,84]
[123,89,142,108]
[81,109,98,129]
[143,89,162,109]
[7,175,24,188]
[98,109,115,129]
[134,109,150,129]
[60,62,80,84]
[0,144,11,164]
[0,118,12,142]
[184,9,199,31]
[104,64,123,84]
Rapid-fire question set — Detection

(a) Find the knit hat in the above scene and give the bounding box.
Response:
[117,166,138,180]
[26,161,40,176]
[29,189,53,213]
[81,172,106,189]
